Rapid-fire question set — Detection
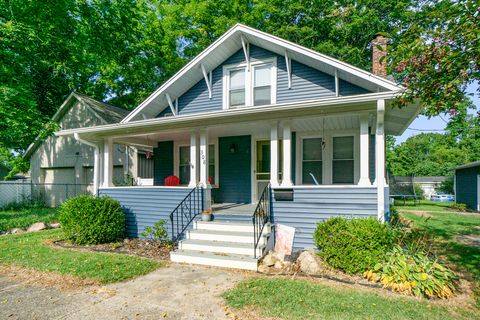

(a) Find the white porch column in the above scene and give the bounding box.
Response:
[199,129,211,210]
[281,121,293,187]
[270,122,280,187]
[93,147,100,195]
[188,130,198,187]
[375,100,386,222]
[358,114,371,186]
[103,138,113,187]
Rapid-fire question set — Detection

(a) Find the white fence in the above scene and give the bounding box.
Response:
[0,180,92,208]
[0,180,32,207]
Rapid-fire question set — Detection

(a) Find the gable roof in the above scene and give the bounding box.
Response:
[23,92,129,159]
[123,23,402,123]
[455,161,480,171]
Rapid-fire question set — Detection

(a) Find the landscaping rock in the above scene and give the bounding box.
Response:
[297,250,322,275]
[258,264,270,273]
[27,222,48,233]
[10,228,25,234]
[274,261,284,269]
[272,252,286,263]
[262,252,277,267]
[49,222,61,229]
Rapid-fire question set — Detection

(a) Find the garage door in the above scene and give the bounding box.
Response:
[41,168,76,207]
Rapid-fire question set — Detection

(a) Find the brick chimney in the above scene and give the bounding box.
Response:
[371,34,388,78]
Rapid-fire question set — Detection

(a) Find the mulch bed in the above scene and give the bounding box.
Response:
[53,238,173,260]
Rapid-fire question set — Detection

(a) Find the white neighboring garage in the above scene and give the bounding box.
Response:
[24,92,153,206]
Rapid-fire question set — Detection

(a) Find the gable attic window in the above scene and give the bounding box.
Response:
[229,69,246,107]
[223,58,276,109]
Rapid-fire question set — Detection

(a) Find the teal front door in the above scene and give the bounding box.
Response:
[214,135,251,204]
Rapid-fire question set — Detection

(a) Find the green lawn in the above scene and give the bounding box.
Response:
[398,202,480,305]
[0,207,58,231]
[224,278,479,320]
[0,229,161,283]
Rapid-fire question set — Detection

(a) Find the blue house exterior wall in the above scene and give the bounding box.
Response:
[99,187,194,238]
[156,45,370,117]
[455,166,479,211]
[271,187,378,249]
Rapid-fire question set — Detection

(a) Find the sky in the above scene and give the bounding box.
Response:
[396,82,480,144]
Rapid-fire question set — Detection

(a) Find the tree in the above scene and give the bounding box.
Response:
[391,0,479,116]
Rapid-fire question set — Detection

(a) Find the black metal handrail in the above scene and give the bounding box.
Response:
[169,187,204,243]
[252,184,271,258]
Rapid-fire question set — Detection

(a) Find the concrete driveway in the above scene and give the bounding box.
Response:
[0,264,245,320]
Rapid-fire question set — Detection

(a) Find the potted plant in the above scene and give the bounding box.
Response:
[201,209,213,222]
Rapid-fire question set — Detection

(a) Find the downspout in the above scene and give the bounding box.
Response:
[74,133,100,196]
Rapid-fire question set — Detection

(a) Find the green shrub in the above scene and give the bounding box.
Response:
[364,246,457,299]
[449,203,467,212]
[141,220,169,243]
[314,217,396,274]
[59,195,125,245]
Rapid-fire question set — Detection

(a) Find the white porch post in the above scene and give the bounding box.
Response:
[270,122,280,187]
[281,121,293,187]
[189,130,198,187]
[199,129,211,210]
[93,147,100,195]
[358,114,371,186]
[102,137,113,187]
[375,100,386,222]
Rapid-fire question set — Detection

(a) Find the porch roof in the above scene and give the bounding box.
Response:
[57,91,419,141]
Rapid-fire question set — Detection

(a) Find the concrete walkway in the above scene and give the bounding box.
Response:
[0,264,244,320]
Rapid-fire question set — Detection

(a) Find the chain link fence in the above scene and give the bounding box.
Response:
[0,180,93,208]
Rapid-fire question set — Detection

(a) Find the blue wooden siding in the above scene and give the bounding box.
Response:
[455,166,479,211]
[153,141,173,186]
[213,135,252,204]
[156,45,370,117]
[99,187,193,238]
[271,187,378,249]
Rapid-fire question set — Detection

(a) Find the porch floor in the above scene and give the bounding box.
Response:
[211,203,256,215]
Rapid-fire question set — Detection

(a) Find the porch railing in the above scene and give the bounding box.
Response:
[252,184,271,258]
[169,187,204,243]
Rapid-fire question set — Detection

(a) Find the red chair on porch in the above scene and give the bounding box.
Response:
[164,175,180,186]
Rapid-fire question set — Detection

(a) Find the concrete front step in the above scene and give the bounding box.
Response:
[170,250,258,271]
[186,229,268,245]
[194,220,271,233]
[179,239,264,256]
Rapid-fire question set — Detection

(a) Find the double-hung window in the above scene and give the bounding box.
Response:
[224,59,276,109]
[229,69,246,107]
[302,138,323,185]
[332,136,354,184]
[253,64,272,106]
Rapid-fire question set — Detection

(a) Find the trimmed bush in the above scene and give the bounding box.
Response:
[59,195,125,245]
[364,246,457,298]
[314,217,395,274]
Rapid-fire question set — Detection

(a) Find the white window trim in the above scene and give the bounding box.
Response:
[222,57,277,109]
[295,129,360,186]
[331,134,357,185]
[174,140,219,187]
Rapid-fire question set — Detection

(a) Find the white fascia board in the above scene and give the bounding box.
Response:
[121,23,402,124]
[58,91,399,138]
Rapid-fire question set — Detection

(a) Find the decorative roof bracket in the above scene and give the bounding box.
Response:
[166,93,177,116]
[241,35,250,71]
[285,50,292,89]
[201,64,213,99]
